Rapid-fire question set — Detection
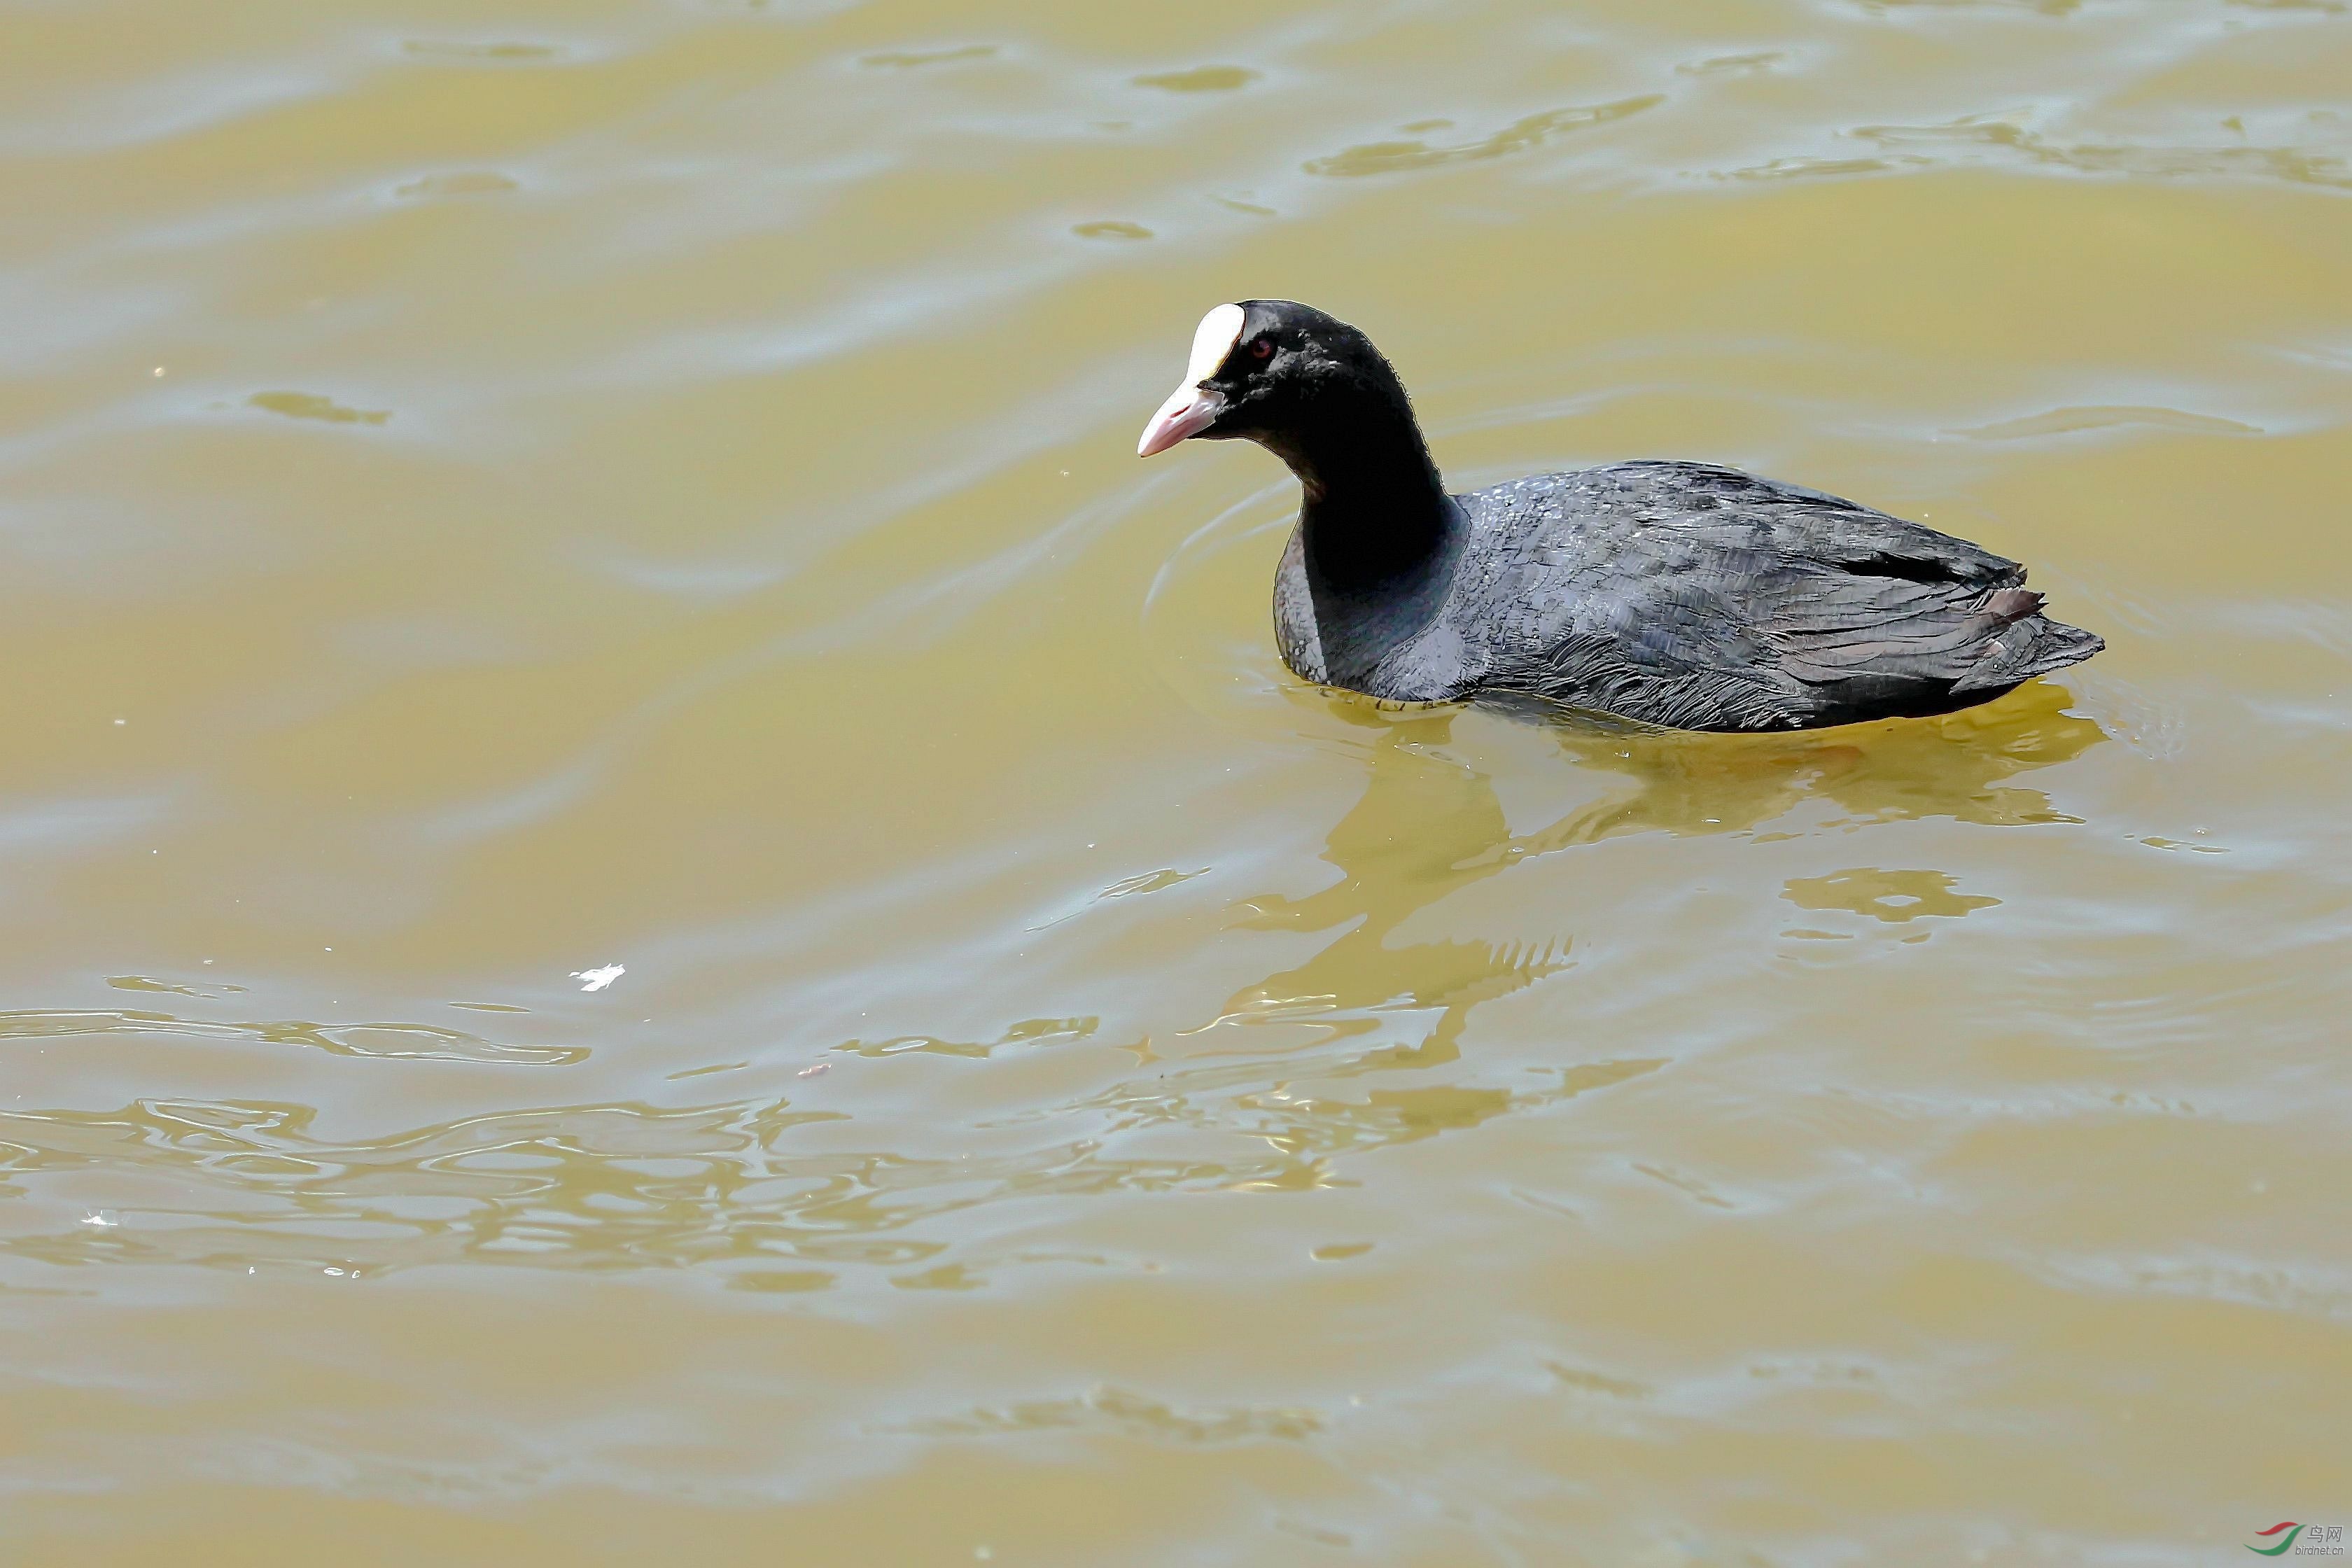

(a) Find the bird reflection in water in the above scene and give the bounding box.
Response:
[1183,682,2105,1175]
[1494,673,2105,841]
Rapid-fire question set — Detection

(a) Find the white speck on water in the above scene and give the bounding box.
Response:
[324,1267,344,1276]
[113,718,125,725]
[573,963,626,992]
[82,1210,118,1227]
[153,367,165,377]
[797,1062,830,1078]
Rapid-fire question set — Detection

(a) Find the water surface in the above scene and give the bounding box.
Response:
[3,0,2348,1562]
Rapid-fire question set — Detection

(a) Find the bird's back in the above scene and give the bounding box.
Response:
[1386,461,2102,731]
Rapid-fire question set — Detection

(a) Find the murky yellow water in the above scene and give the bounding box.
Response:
[4,0,2348,1562]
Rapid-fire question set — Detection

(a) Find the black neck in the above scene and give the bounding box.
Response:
[1264,407,1464,682]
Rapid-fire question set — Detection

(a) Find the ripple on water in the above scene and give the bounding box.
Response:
[398,41,566,63]
[1954,405,2264,442]
[857,44,999,70]
[1782,868,2003,923]
[244,391,389,426]
[391,172,520,200]
[0,1030,1670,1280]
[892,1385,1324,1443]
[834,1016,1100,1059]
[1131,66,1261,93]
[106,974,248,997]
[1734,115,2352,190]
[1676,51,1786,76]
[0,1007,582,1064]
[1304,95,1665,178]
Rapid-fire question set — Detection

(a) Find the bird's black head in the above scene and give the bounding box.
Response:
[1136,301,1422,488]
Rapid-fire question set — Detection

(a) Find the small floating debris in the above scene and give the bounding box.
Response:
[570,963,625,993]
[81,1210,118,1228]
[797,1062,830,1079]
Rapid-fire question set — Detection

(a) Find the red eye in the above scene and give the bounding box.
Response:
[1248,337,1274,360]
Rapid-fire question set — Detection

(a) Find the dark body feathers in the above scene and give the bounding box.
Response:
[1273,460,2099,732]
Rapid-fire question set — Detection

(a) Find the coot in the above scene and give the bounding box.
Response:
[1137,300,2101,732]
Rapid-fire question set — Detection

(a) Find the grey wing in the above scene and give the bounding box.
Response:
[1733,470,2101,717]
[1464,463,2101,731]
[1472,486,1817,729]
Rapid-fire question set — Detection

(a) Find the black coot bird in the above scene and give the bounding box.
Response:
[1138,300,2101,732]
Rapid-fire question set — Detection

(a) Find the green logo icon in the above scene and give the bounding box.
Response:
[2245,1522,2345,1557]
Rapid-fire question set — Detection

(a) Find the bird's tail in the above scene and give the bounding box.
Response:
[1953,590,2104,693]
